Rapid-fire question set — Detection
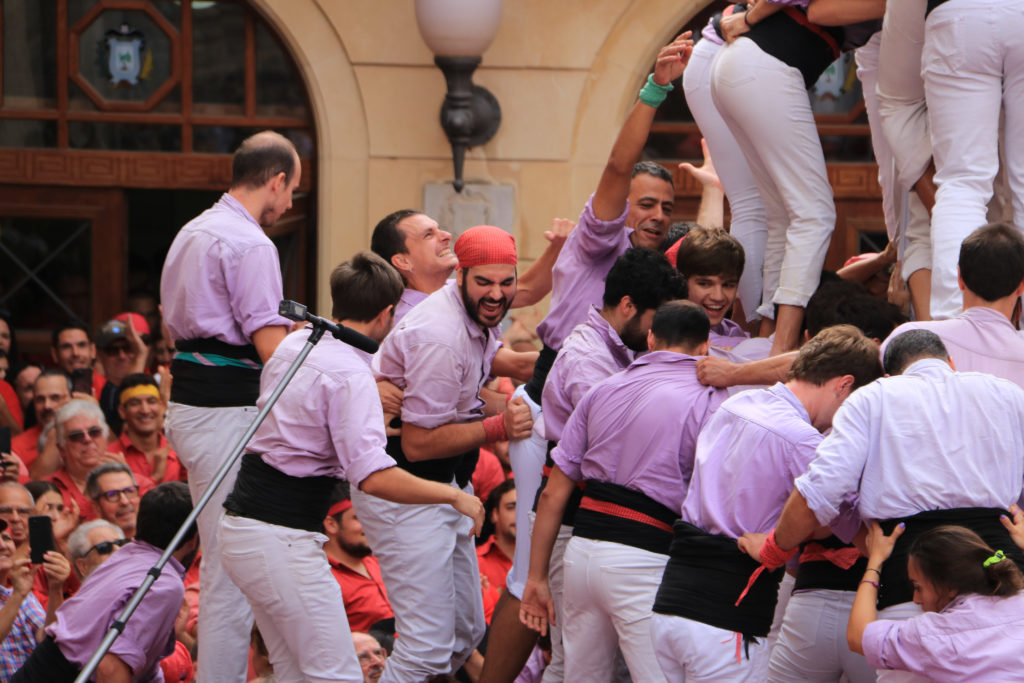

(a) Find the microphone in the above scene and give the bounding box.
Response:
[278,300,380,355]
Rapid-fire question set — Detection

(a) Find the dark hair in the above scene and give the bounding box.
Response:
[330,252,405,322]
[24,480,60,502]
[660,222,697,253]
[478,478,516,545]
[675,227,745,281]
[370,210,420,275]
[327,481,352,522]
[230,131,298,190]
[117,373,159,403]
[632,161,674,187]
[51,320,90,349]
[882,329,949,375]
[602,248,685,312]
[910,526,1024,599]
[0,309,19,365]
[136,482,196,549]
[650,300,710,350]
[959,222,1024,302]
[36,368,72,393]
[805,279,906,341]
[85,462,136,500]
[788,324,882,390]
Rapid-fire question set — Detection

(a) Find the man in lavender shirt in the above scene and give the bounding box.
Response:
[14,482,197,682]
[355,226,533,683]
[218,252,484,682]
[651,325,882,682]
[522,301,727,683]
[160,131,295,683]
[880,222,1024,388]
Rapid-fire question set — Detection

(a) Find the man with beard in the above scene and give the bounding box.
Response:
[323,482,393,635]
[85,463,141,539]
[356,225,534,682]
[160,130,295,683]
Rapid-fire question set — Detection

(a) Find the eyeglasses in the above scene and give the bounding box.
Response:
[102,345,133,357]
[86,538,129,556]
[0,506,32,517]
[98,486,139,503]
[66,427,104,444]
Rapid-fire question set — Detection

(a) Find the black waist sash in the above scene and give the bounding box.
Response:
[224,453,337,532]
[653,521,784,637]
[533,441,585,526]
[876,507,1024,610]
[747,9,843,87]
[12,636,79,682]
[523,344,558,405]
[170,338,262,407]
[572,481,677,555]
[793,535,866,593]
[385,418,478,489]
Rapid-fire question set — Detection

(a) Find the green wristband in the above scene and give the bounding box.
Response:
[639,73,674,108]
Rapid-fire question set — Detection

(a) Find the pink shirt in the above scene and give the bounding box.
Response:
[394,287,429,326]
[248,328,395,483]
[161,193,290,346]
[541,307,633,442]
[374,281,501,429]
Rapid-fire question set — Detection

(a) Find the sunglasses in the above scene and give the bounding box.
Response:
[86,538,129,556]
[66,426,104,444]
[98,486,139,503]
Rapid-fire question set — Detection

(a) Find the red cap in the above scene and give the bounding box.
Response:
[114,312,151,336]
[454,226,517,269]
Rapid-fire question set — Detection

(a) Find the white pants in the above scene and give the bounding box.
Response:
[561,536,667,683]
[875,602,927,683]
[924,0,1024,319]
[768,590,876,683]
[536,514,572,683]
[765,571,794,657]
[506,385,547,600]
[351,483,485,682]
[711,37,835,316]
[219,514,362,683]
[685,37,767,322]
[165,402,256,683]
[650,612,772,682]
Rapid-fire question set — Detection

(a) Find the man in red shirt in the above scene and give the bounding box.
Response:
[322,483,393,634]
[12,371,70,471]
[106,374,184,484]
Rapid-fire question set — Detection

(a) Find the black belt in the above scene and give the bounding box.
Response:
[224,453,337,532]
[746,8,843,88]
[572,480,677,556]
[385,418,478,489]
[523,344,558,405]
[170,338,262,407]
[793,535,866,593]
[533,440,585,526]
[12,636,79,682]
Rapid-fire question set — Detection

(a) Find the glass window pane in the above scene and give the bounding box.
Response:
[2,2,58,108]
[0,119,57,148]
[68,121,182,151]
[810,53,863,116]
[254,22,309,118]
[193,126,312,157]
[192,1,245,107]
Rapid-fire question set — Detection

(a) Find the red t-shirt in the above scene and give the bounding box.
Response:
[327,554,393,633]
[107,432,186,484]
[11,424,41,469]
[0,380,23,430]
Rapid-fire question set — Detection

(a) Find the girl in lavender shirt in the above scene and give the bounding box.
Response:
[847,519,1024,682]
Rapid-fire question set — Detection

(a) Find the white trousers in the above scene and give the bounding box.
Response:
[165,402,256,683]
[924,0,1024,319]
[685,37,768,322]
[650,611,772,682]
[768,590,876,683]
[875,602,927,683]
[506,385,547,601]
[536,513,572,683]
[351,483,485,682]
[561,536,667,683]
[711,37,835,316]
[219,514,362,683]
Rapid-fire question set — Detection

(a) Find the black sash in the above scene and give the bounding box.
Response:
[12,636,79,682]
[170,338,262,407]
[653,521,784,637]
[747,9,844,87]
[532,441,585,526]
[572,481,677,555]
[224,453,337,532]
[385,419,479,489]
[793,535,866,593]
[876,507,1024,609]
[523,344,558,405]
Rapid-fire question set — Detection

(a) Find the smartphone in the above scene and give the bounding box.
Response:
[0,427,9,454]
[71,368,92,396]
[29,515,55,565]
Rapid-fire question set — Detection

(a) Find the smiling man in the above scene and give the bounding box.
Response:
[674,227,747,350]
[86,463,141,539]
[107,374,183,484]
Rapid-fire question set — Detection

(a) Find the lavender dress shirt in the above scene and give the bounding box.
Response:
[681,382,821,537]
[796,359,1024,525]
[862,592,1024,682]
[534,195,631,350]
[161,193,290,345]
[708,318,749,351]
[541,308,633,442]
[247,328,396,483]
[374,281,500,429]
[880,307,1024,389]
[394,288,429,326]
[48,541,185,681]
[552,351,726,511]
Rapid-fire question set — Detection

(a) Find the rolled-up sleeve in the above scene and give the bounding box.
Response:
[331,372,396,487]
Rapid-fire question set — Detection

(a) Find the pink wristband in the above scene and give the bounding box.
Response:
[760,529,799,569]
[483,414,507,443]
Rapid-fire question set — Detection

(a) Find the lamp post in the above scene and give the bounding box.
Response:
[415,0,503,193]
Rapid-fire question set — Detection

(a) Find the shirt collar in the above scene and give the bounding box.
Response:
[768,382,812,425]
[628,349,699,369]
[217,193,261,230]
[586,307,634,365]
[902,357,954,378]
[963,305,1016,329]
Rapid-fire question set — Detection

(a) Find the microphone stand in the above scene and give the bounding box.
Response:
[75,301,377,683]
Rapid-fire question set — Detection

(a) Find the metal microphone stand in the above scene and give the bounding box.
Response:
[75,301,376,683]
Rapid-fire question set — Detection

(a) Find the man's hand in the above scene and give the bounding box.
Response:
[737,532,769,563]
[377,381,403,416]
[679,138,723,190]
[151,442,170,482]
[53,499,80,542]
[865,521,905,566]
[9,557,33,597]
[1001,505,1024,552]
[502,397,533,440]
[452,490,485,537]
[0,452,20,483]
[519,578,555,636]
[42,550,71,589]
[652,31,694,86]
[543,218,576,249]
[697,356,737,387]
[124,316,149,375]
[721,11,751,43]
